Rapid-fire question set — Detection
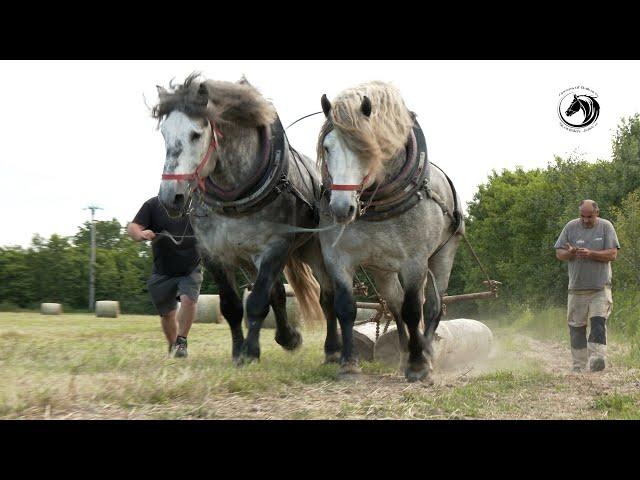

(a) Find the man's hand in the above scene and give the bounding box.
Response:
[140,230,156,241]
[127,222,156,242]
[576,247,592,258]
[565,243,578,255]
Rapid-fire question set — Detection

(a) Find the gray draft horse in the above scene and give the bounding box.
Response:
[153,74,329,364]
[317,81,465,382]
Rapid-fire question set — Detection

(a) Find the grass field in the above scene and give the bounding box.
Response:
[1,311,640,419]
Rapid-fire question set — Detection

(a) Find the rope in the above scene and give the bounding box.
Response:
[285,111,323,130]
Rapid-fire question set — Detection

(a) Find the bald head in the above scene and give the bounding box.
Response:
[579,199,599,228]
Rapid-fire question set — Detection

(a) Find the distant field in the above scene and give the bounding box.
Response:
[1,312,639,419]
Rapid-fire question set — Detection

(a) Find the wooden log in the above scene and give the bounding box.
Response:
[40,303,63,315]
[95,300,120,318]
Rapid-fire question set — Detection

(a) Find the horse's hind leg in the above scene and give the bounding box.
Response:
[243,240,290,363]
[271,280,302,351]
[369,270,408,369]
[202,257,244,364]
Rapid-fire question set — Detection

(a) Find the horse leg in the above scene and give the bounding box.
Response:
[370,270,408,370]
[399,264,430,382]
[321,288,342,363]
[423,237,462,364]
[202,258,244,364]
[331,266,360,374]
[242,241,290,363]
[294,236,341,364]
[272,280,302,351]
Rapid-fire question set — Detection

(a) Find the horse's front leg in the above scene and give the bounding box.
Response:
[202,257,244,364]
[241,241,291,363]
[399,264,430,383]
[329,264,359,374]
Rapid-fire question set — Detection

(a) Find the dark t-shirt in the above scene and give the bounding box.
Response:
[132,196,201,277]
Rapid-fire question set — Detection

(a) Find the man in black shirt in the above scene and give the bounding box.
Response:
[128,196,203,358]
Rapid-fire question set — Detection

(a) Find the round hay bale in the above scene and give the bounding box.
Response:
[95,300,120,318]
[374,319,493,370]
[40,303,63,315]
[242,289,302,329]
[192,294,221,323]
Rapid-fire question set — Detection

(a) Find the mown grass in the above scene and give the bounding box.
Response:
[0,312,398,419]
[593,393,640,419]
[2,311,639,419]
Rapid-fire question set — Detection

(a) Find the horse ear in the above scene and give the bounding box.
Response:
[321,94,332,117]
[156,85,168,95]
[196,83,209,106]
[361,96,372,117]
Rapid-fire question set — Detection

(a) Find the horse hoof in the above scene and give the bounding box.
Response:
[339,361,362,375]
[275,329,303,351]
[324,352,341,364]
[233,356,244,367]
[404,365,429,383]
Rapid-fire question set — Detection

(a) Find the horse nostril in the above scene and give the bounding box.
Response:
[175,194,184,206]
[348,205,355,217]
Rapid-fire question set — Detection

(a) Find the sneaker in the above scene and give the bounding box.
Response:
[169,337,188,358]
[589,357,605,372]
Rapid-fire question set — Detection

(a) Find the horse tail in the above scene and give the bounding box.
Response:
[284,257,324,327]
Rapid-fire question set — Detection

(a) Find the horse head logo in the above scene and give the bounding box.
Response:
[559,92,600,129]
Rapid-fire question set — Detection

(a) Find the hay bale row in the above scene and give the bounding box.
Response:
[40,303,63,315]
[95,300,120,318]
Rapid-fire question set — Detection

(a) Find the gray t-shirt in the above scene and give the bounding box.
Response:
[554,218,620,290]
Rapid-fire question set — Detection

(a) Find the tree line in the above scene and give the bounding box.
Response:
[1,115,639,324]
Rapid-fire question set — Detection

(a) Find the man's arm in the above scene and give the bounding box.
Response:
[575,247,618,262]
[556,242,577,262]
[127,222,156,242]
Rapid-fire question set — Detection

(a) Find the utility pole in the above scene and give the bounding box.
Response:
[84,205,103,312]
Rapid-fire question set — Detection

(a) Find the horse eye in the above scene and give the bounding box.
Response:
[190,132,202,142]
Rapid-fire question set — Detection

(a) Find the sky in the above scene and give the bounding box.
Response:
[1,60,639,248]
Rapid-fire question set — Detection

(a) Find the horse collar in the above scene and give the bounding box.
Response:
[197,115,290,217]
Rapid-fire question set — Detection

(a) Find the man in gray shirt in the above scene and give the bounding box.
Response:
[555,200,620,372]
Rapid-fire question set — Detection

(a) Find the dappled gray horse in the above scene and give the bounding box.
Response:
[317,81,464,382]
[153,74,329,364]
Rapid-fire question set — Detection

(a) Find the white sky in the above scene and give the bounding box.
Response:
[1,60,639,248]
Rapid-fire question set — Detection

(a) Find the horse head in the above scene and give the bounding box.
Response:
[153,74,275,217]
[319,95,374,224]
[565,94,582,117]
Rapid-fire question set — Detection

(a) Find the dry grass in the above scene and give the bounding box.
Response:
[1,312,639,419]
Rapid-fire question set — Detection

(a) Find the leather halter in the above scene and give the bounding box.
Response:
[161,120,223,192]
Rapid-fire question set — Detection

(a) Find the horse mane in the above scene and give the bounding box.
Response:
[317,81,415,180]
[151,72,276,127]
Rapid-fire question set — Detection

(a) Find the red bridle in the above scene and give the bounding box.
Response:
[329,172,372,192]
[161,120,223,192]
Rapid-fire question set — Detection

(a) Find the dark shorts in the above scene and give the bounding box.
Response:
[146,267,203,315]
